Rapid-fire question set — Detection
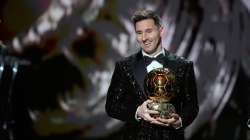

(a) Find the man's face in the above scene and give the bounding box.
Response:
[135,19,163,55]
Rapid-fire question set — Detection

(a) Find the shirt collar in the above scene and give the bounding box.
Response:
[142,47,165,58]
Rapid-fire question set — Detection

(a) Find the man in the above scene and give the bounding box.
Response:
[105,9,199,140]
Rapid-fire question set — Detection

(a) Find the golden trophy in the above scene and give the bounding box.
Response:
[144,68,176,119]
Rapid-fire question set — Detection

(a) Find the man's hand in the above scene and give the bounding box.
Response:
[136,99,159,123]
[136,101,182,128]
[156,113,182,128]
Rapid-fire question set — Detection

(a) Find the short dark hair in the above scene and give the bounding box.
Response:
[131,9,162,27]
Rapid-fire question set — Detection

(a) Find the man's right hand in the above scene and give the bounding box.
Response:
[136,99,159,123]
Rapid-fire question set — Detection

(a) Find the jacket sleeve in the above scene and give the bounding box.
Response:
[105,62,139,123]
[180,61,199,128]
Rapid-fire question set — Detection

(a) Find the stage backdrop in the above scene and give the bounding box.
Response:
[0,0,250,140]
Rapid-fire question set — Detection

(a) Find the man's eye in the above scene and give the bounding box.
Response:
[146,30,153,33]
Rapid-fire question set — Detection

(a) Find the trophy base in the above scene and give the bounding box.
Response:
[147,101,176,119]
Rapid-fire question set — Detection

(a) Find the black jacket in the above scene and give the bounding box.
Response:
[105,49,199,140]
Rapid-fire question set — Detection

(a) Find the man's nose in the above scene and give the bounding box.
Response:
[142,33,148,41]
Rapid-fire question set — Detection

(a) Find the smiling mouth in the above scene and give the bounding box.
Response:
[144,43,151,46]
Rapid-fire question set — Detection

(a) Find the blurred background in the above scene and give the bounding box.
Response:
[0,0,250,140]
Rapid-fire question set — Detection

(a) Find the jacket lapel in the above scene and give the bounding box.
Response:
[162,49,170,68]
[132,51,147,92]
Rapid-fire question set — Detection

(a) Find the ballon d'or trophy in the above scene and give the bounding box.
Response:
[144,68,176,119]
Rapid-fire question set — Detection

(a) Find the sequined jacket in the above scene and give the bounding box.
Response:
[105,49,199,140]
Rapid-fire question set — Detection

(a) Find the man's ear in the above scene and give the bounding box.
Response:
[160,26,166,37]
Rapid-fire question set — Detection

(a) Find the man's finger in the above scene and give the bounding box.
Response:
[147,109,159,114]
[170,113,180,119]
[157,117,176,124]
